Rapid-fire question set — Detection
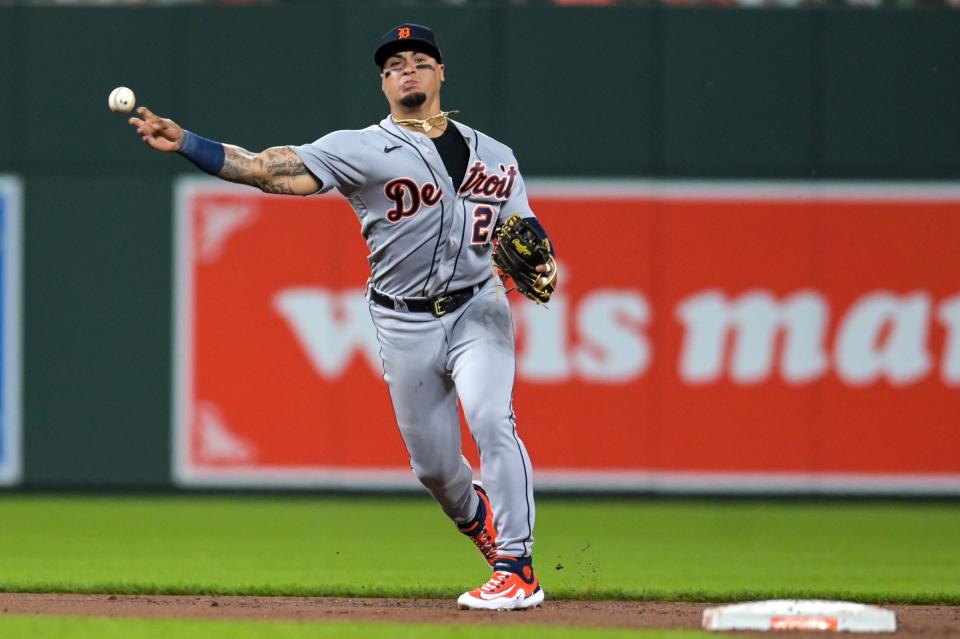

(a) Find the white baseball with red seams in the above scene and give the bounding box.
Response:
[108,87,136,113]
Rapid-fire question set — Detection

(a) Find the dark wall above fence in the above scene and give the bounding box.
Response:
[2,6,958,179]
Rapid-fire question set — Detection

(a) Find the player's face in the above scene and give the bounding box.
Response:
[381,50,445,109]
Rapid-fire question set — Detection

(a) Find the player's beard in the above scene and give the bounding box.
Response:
[399,92,427,109]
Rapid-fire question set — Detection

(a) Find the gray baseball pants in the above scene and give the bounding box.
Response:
[368,278,535,558]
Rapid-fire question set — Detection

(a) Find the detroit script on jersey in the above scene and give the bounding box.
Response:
[293,118,536,299]
[383,161,519,223]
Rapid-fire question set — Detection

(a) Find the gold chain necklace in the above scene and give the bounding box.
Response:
[391,109,460,133]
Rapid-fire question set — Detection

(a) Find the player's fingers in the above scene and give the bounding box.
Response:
[139,107,163,126]
[161,124,181,141]
[128,117,144,127]
[536,262,553,274]
[142,135,173,151]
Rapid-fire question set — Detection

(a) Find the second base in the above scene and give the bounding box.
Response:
[702,599,896,633]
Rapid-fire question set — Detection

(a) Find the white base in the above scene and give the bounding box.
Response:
[702,599,896,633]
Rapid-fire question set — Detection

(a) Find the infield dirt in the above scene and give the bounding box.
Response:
[0,594,956,638]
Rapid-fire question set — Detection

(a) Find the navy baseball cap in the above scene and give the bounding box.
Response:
[374,23,443,68]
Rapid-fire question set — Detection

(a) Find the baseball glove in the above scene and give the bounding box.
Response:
[492,214,557,304]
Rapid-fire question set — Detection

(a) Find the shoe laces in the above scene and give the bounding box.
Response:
[471,529,497,563]
[481,570,513,593]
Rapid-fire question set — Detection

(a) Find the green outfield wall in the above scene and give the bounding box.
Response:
[0,4,957,488]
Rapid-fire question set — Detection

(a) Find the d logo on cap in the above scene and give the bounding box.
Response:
[375,23,442,68]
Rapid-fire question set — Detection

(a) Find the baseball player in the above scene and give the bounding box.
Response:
[128,23,554,611]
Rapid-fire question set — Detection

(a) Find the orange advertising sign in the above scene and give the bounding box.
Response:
[174,179,960,492]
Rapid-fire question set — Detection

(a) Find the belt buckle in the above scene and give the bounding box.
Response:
[432,294,453,317]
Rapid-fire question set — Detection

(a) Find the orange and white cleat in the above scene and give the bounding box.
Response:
[457,483,499,566]
[457,555,544,611]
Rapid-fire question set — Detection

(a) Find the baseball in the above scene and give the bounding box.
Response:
[108,86,136,113]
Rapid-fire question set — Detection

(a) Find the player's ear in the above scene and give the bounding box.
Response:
[439,63,445,82]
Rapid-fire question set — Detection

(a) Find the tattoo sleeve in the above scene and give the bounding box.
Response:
[219,145,319,195]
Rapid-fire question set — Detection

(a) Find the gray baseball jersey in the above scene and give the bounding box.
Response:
[291,115,538,560]
[292,117,535,298]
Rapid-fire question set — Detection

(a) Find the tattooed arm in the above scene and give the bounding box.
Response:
[220,145,321,196]
[128,106,320,196]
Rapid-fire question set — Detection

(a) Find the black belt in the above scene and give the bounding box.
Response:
[370,279,488,317]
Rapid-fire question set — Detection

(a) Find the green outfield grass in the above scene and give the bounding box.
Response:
[0,616,711,639]
[0,495,957,604]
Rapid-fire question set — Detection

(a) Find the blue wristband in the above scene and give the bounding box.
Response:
[178,130,226,176]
